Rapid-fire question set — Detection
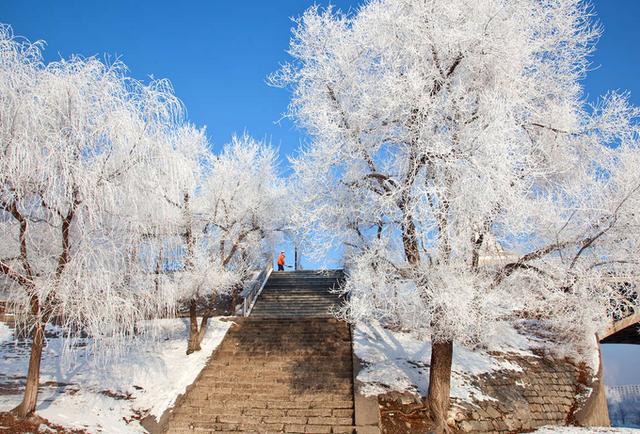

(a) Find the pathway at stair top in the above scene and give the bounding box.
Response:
[164,270,356,434]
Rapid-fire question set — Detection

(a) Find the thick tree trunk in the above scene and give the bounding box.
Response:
[186,299,210,355]
[427,340,453,434]
[186,300,201,354]
[13,322,44,418]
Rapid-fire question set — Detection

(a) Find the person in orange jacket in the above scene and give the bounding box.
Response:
[277,251,286,271]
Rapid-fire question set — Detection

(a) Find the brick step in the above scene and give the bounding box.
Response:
[250,307,338,313]
[234,322,348,329]
[172,404,353,418]
[192,373,352,383]
[265,275,343,280]
[219,340,350,349]
[233,325,348,333]
[183,397,353,409]
[253,304,339,310]
[249,310,337,316]
[206,356,352,365]
[187,383,353,394]
[232,317,346,325]
[250,313,336,318]
[261,289,341,295]
[256,300,340,305]
[253,297,339,301]
[233,323,348,331]
[261,288,341,293]
[257,297,340,303]
[216,348,351,354]
[167,420,354,433]
[264,280,342,285]
[226,334,350,341]
[216,346,351,355]
[233,325,349,333]
[217,346,350,354]
[221,333,350,341]
[200,369,354,378]
[200,372,354,382]
[228,335,349,343]
[170,413,354,426]
[191,378,353,388]
[186,390,354,399]
[263,281,342,286]
[182,398,354,410]
[213,353,352,361]
[252,301,339,307]
[226,331,350,339]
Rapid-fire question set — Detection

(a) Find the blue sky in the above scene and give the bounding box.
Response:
[4,1,639,170]
[2,0,640,268]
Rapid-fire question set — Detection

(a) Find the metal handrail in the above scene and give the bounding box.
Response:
[239,262,273,317]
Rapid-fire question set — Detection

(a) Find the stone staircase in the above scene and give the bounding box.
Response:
[251,270,344,318]
[164,270,356,434]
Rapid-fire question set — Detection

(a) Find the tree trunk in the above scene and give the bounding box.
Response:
[186,299,210,355]
[13,322,44,418]
[186,299,201,354]
[401,217,421,265]
[427,340,453,434]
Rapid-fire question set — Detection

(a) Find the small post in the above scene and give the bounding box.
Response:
[294,245,299,271]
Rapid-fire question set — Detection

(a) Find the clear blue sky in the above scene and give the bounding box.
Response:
[2,0,639,268]
[3,1,639,168]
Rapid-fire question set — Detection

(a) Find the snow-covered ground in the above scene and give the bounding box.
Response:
[0,318,231,433]
[353,321,536,401]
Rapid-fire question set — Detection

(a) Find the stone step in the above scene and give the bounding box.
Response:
[255,301,339,306]
[249,311,337,316]
[254,298,340,304]
[170,413,355,426]
[262,283,343,288]
[268,272,343,278]
[258,294,340,300]
[215,346,352,355]
[167,420,355,434]
[250,312,336,318]
[252,305,340,310]
[200,373,354,382]
[262,286,342,291]
[188,383,353,393]
[185,395,354,405]
[200,368,354,378]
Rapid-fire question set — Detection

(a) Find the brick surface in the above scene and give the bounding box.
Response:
[164,271,354,433]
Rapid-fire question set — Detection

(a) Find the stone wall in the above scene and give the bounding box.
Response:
[377,350,602,434]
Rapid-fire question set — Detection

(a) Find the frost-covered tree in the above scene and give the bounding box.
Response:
[272,1,640,431]
[173,133,284,354]
[0,26,183,417]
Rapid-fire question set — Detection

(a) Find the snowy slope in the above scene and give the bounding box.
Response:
[0,318,231,433]
[353,321,535,401]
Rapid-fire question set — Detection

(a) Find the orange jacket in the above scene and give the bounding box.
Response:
[277,254,285,266]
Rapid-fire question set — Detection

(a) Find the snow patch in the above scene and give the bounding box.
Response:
[0,317,231,433]
[0,322,11,343]
[353,321,535,402]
